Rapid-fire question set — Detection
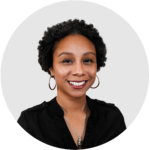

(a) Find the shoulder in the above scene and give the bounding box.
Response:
[94,99,119,113]
[20,101,48,119]
[89,97,125,122]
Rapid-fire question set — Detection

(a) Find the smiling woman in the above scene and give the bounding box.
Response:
[17,19,126,149]
[49,34,97,98]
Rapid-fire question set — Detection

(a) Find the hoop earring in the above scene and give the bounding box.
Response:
[49,76,57,90]
[90,75,100,89]
[49,75,99,90]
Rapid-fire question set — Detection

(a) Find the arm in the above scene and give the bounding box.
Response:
[112,111,133,148]
[16,112,35,148]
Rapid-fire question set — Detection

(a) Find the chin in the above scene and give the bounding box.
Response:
[69,91,86,98]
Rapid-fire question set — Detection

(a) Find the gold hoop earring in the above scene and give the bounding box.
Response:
[49,76,57,90]
[90,75,100,89]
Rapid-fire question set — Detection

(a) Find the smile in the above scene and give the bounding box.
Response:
[67,80,88,89]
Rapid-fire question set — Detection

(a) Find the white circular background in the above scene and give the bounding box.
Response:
[0,0,149,149]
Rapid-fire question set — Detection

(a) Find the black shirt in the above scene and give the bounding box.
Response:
[17,95,126,149]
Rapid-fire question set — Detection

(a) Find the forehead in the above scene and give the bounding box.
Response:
[54,34,96,55]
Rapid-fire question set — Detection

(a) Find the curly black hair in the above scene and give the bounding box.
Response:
[37,19,107,77]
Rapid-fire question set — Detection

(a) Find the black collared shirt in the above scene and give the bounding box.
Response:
[17,95,126,149]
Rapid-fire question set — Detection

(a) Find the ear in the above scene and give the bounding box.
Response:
[49,68,55,77]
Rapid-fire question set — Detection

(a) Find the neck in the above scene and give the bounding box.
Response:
[56,89,87,114]
[60,104,87,115]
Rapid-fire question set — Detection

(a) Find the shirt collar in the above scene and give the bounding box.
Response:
[49,95,97,119]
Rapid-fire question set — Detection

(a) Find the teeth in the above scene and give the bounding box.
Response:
[69,81,86,86]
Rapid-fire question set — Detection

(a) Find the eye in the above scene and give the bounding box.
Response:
[63,59,71,63]
[85,59,93,62]
[63,59,93,63]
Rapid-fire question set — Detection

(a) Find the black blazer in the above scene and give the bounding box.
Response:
[17,95,126,149]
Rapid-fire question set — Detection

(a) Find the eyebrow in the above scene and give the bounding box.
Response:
[58,52,96,57]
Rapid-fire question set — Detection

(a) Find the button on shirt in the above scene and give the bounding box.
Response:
[17,95,126,149]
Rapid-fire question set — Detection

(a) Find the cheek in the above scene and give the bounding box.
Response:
[57,68,69,75]
[88,68,97,86]
[85,65,97,77]
[90,68,97,75]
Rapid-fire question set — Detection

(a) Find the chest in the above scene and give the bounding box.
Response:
[63,110,90,149]
[64,117,88,148]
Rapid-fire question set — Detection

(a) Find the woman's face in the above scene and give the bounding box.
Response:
[49,34,97,98]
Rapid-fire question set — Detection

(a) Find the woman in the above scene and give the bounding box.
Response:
[17,19,126,149]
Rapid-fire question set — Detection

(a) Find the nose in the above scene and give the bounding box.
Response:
[72,62,84,76]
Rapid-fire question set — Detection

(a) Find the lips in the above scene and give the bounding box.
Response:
[67,80,88,89]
